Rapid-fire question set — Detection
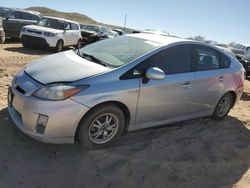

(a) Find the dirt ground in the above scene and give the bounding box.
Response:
[1,41,250,188]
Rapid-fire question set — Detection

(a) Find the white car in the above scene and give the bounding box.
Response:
[20,16,82,52]
[107,29,118,38]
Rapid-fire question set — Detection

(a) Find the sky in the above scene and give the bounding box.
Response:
[1,0,250,44]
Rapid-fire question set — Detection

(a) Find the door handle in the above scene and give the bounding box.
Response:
[182,81,191,89]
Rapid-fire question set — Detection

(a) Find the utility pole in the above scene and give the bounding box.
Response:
[123,13,127,31]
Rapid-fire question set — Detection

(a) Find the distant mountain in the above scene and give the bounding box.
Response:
[26,7,97,24]
[26,6,131,31]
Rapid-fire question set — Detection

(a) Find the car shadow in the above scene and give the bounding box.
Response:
[4,46,73,56]
[241,91,250,101]
[1,107,250,187]
[3,46,53,56]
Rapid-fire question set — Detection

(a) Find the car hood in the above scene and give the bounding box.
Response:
[25,50,110,84]
[81,29,98,35]
[23,25,62,33]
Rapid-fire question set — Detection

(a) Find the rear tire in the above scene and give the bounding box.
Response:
[211,93,233,121]
[55,40,64,52]
[78,104,125,149]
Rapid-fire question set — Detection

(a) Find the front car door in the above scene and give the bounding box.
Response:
[135,44,195,128]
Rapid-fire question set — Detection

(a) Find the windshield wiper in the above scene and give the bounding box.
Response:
[78,52,108,67]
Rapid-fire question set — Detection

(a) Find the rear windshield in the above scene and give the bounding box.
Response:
[78,36,162,67]
[37,18,64,30]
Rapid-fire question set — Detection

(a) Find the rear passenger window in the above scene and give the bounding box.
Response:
[221,54,231,68]
[142,45,192,74]
[20,12,32,20]
[195,46,221,71]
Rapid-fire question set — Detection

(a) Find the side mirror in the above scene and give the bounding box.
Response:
[146,67,165,80]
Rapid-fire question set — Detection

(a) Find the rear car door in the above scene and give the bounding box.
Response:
[136,44,195,124]
[4,11,22,37]
[189,45,230,114]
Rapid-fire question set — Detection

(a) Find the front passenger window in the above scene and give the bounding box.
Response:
[141,44,192,74]
[195,46,221,71]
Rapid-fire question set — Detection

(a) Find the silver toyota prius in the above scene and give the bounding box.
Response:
[8,34,245,149]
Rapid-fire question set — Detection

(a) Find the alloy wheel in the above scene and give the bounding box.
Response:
[88,113,119,144]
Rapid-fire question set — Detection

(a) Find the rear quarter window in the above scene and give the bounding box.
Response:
[71,23,79,30]
[221,53,231,68]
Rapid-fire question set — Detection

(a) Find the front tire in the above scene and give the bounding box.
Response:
[211,93,233,121]
[78,104,125,149]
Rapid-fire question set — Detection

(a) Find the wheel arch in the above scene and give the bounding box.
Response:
[57,38,64,45]
[74,101,131,141]
[227,90,237,107]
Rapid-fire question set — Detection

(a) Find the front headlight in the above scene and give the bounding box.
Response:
[43,32,56,37]
[32,83,89,100]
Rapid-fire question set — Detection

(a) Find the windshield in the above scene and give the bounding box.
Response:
[78,36,162,67]
[0,8,11,18]
[37,18,64,30]
[81,25,99,32]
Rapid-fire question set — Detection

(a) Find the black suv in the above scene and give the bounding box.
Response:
[0,7,41,38]
[240,47,250,77]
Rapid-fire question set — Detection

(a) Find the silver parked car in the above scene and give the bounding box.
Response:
[8,34,245,149]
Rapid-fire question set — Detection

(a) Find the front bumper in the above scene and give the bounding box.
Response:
[8,86,90,144]
[21,34,51,49]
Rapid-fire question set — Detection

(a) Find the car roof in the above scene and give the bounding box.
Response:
[81,24,102,27]
[113,29,124,32]
[0,7,40,15]
[128,33,189,45]
[127,33,231,56]
[13,9,40,15]
[43,16,79,24]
